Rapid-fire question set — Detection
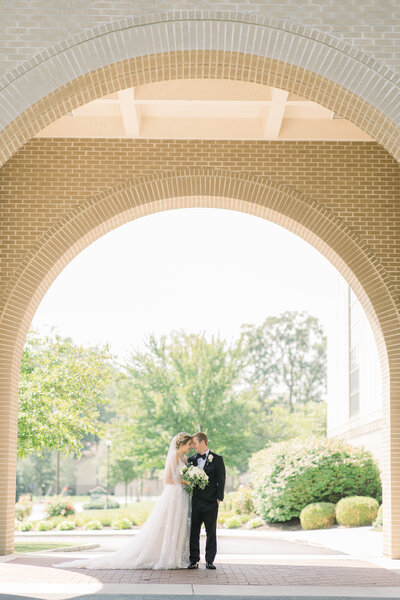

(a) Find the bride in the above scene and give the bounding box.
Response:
[55,432,193,570]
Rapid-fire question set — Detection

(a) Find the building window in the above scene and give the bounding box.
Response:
[348,287,360,417]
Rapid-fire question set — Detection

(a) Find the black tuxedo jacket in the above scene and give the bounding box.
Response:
[188,451,226,503]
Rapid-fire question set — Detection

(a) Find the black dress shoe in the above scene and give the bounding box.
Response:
[188,562,199,569]
[206,562,216,569]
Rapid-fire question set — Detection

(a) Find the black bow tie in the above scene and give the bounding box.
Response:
[196,453,207,460]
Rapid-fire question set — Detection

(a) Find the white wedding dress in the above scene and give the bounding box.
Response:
[55,441,190,570]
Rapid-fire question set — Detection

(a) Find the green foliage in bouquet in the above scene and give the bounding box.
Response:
[46,496,75,518]
[300,502,336,530]
[180,465,209,496]
[250,437,381,522]
[335,496,379,527]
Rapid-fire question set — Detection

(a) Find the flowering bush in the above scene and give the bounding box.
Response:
[46,496,75,518]
[250,437,381,522]
[15,495,33,521]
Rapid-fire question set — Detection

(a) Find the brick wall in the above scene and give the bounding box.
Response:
[1,1,399,77]
[1,138,399,295]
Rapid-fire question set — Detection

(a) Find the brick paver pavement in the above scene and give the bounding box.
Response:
[3,555,400,588]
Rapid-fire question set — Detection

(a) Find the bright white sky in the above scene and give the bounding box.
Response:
[31,208,344,363]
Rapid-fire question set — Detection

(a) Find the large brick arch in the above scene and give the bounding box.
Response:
[0,11,400,165]
[0,11,400,558]
[1,170,399,557]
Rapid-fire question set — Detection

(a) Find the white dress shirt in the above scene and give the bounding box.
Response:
[197,449,210,470]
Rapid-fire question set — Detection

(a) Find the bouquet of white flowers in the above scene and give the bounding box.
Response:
[180,465,209,496]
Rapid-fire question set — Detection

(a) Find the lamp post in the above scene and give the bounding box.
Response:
[105,440,112,509]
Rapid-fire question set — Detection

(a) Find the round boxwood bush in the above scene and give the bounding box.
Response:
[225,515,242,529]
[246,516,264,529]
[374,504,383,529]
[249,437,381,522]
[57,520,75,531]
[112,517,132,530]
[336,496,379,527]
[37,520,55,531]
[84,520,103,530]
[83,500,120,510]
[300,502,336,530]
[231,486,255,515]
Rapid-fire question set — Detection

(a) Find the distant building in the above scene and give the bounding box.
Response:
[327,278,382,462]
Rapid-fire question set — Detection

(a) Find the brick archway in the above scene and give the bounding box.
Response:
[0,12,399,558]
[0,11,400,165]
[1,170,399,555]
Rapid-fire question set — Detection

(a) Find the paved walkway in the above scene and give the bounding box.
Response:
[2,527,400,599]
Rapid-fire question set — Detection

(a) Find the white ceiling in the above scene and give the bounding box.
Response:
[36,79,372,141]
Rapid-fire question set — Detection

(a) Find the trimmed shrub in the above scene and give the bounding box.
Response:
[57,520,75,531]
[20,521,33,531]
[37,520,55,531]
[15,495,33,521]
[83,500,120,510]
[373,505,383,529]
[217,510,235,526]
[112,517,132,529]
[231,486,255,515]
[84,520,103,530]
[225,515,242,529]
[246,517,264,529]
[46,496,75,518]
[221,491,237,512]
[336,496,379,527]
[250,437,381,522]
[300,502,336,530]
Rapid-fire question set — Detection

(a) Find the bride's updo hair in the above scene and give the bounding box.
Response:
[175,432,192,449]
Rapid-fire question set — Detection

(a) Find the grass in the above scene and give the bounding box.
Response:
[14,542,80,553]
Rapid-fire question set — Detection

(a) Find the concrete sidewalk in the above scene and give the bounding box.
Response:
[2,526,399,600]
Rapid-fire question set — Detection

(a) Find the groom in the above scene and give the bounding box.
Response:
[188,432,226,570]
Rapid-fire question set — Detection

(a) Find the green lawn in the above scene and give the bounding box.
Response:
[14,542,80,553]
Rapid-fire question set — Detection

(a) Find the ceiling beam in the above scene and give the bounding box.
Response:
[263,88,289,139]
[118,88,141,137]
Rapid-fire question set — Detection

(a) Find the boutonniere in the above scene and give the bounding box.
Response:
[207,454,214,464]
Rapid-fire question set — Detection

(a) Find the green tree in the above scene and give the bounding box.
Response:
[109,457,139,506]
[18,331,114,458]
[263,400,326,442]
[111,331,260,472]
[241,311,327,412]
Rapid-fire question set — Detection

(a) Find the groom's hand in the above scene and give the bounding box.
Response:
[217,500,221,506]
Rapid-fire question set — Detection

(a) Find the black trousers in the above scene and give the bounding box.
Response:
[189,500,219,563]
